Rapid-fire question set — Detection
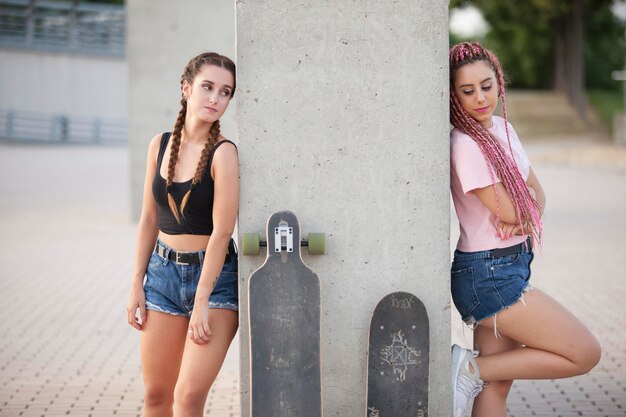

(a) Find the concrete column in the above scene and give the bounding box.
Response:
[128,0,236,220]
[237,1,450,416]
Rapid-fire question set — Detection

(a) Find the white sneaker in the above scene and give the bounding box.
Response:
[452,344,484,417]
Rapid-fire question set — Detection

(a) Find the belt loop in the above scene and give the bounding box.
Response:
[155,241,163,264]
[163,244,171,265]
[198,249,205,265]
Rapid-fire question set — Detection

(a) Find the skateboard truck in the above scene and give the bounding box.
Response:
[274,222,294,253]
[242,225,325,256]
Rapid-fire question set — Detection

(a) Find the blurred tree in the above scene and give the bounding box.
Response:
[585,1,626,90]
[450,0,625,120]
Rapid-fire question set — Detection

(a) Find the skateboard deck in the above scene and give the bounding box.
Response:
[366,292,429,417]
[248,211,322,417]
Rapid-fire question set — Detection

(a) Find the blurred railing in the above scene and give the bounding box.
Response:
[0,109,127,144]
[0,0,125,56]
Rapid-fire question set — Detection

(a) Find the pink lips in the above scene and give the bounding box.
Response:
[206,106,217,113]
[474,106,490,113]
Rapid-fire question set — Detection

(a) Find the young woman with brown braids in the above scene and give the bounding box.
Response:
[126,52,239,417]
[448,42,600,417]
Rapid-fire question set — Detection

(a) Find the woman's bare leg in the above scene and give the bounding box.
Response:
[471,327,521,417]
[475,288,600,382]
[140,311,188,417]
[173,309,238,417]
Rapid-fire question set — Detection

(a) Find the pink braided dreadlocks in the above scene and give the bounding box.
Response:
[450,42,542,245]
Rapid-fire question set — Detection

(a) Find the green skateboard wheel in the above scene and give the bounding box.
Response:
[307,233,325,255]
[242,233,261,256]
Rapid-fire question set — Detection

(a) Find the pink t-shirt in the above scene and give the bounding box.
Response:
[450,116,531,252]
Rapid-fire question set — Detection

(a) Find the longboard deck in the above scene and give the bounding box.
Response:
[248,211,322,417]
[366,292,429,417]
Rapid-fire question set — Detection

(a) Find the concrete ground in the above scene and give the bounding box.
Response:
[0,136,625,416]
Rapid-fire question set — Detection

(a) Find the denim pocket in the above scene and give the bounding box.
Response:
[491,253,520,268]
[215,270,238,288]
[147,252,163,269]
[221,253,238,274]
[451,266,480,317]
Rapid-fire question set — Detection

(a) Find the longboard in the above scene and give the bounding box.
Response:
[248,211,322,417]
[366,292,429,417]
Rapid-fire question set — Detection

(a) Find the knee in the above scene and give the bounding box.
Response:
[174,385,206,414]
[573,336,601,375]
[144,385,173,409]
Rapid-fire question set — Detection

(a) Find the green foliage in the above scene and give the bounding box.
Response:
[482,14,552,88]
[450,1,554,88]
[585,4,626,90]
[588,89,625,133]
[451,0,626,89]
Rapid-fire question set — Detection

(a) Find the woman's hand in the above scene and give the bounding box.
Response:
[188,299,212,345]
[127,282,147,330]
[497,221,528,240]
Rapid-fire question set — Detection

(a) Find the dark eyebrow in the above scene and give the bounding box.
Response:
[201,80,233,90]
[458,77,493,88]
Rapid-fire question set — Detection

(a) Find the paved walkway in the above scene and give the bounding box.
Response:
[0,139,624,416]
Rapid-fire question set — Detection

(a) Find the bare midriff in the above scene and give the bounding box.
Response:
[158,231,211,253]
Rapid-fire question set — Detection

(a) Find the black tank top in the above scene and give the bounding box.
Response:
[152,132,236,235]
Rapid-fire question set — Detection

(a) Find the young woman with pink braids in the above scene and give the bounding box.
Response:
[449,42,600,417]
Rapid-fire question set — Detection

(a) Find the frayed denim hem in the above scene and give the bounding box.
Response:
[146,300,239,316]
[145,301,188,317]
[463,284,534,338]
[208,301,239,312]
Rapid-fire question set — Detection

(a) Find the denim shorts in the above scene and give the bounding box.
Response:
[451,243,534,326]
[144,239,239,316]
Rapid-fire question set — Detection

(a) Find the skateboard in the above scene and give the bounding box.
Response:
[366,292,429,417]
[246,211,325,417]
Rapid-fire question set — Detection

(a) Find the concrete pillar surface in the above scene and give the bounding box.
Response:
[237,1,451,416]
[128,0,236,220]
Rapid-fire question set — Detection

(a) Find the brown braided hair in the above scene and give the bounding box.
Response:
[166,52,236,223]
[450,42,542,245]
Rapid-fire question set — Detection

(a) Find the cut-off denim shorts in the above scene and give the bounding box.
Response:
[451,241,534,327]
[144,239,239,316]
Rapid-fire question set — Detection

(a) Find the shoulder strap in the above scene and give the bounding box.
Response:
[208,139,237,168]
[156,132,171,169]
[213,139,237,152]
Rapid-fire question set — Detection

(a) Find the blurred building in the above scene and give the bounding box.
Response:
[0,0,127,144]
